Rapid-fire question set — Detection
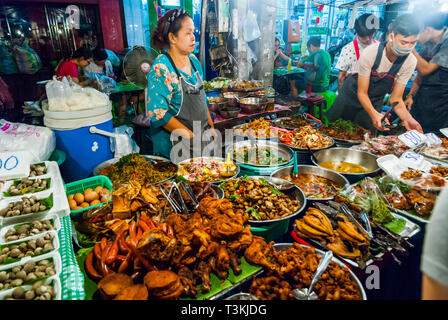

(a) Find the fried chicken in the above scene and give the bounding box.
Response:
[244,236,275,269]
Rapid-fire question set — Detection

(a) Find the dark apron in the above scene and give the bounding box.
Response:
[327,42,407,132]
[164,53,214,163]
[411,53,448,136]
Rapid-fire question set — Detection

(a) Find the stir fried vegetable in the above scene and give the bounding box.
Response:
[279,126,333,149]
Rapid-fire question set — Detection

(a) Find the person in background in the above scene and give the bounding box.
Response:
[336,13,378,91]
[297,36,332,94]
[84,47,115,78]
[55,47,92,85]
[421,185,448,300]
[326,14,422,133]
[274,37,290,68]
[407,13,448,135]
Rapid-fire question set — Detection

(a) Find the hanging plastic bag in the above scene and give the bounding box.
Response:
[109,125,140,158]
[243,10,261,42]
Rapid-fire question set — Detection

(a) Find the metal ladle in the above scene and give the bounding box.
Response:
[292,250,333,300]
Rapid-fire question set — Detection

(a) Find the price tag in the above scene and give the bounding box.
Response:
[0,151,31,180]
[425,133,442,146]
[398,130,427,149]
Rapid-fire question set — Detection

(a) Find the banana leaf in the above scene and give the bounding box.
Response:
[3,178,51,197]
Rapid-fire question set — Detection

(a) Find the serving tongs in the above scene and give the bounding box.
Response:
[381,101,400,129]
[340,203,372,240]
[159,183,188,215]
[179,181,199,209]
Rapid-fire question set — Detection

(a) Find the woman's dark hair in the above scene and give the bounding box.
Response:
[389,14,423,37]
[355,13,378,37]
[71,47,93,60]
[151,9,192,50]
[92,47,108,61]
[423,13,448,31]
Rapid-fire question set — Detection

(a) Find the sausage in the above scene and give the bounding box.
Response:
[136,228,143,241]
[105,234,120,265]
[129,221,137,240]
[118,232,130,254]
[118,251,133,273]
[138,220,150,232]
[85,251,103,281]
[101,243,113,276]
[94,243,102,261]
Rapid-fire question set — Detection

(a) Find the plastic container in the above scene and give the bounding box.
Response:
[0,230,59,267]
[64,175,113,219]
[1,177,52,199]
[54,120,114,183]
[48,149,66,166]
[250,219,290,243]
[0,214,61,244]
[0,252,62,294]
[0,274,61,300]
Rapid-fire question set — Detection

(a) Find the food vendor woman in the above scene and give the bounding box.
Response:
[146,9,217,161]
[327,14,423,133]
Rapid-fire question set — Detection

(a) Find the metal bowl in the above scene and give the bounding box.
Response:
[93,155,177,184]
[223,92,243,108]
[219,107,241,119]
[222,176,307,225]
[238,97,268,114]
[226,140,293,168]
[177,156,240,185]
[273,243,367,300]
[270,165,349,201]
[311,147,381,183]
[208,96,228,113]
[224,293,259,300]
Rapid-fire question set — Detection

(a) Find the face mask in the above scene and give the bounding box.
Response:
[390,34,414,56]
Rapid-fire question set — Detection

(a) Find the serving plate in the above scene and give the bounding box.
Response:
[177,157,240,185]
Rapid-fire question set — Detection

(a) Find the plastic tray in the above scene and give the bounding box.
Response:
[0,214,61,244]
[64,175,113,218]
[0,274,61,300]
[0,252,62,293]
[1,177,52,199]
[0,230,60,267]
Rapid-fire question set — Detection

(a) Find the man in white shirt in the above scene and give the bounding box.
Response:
[336,14,378,91]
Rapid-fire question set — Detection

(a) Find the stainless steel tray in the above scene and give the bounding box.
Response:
[232,123,280,142]
[272,243,367,300]
[93,155,177,185]
[270,165,349,202]
[177,157,240,185]
[225,140,293,168]
[270,116,321,130]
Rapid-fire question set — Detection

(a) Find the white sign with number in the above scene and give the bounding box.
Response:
[440,128,448,138]
[400,151,427,170]
[425,133,442,146]
[398,130,427,149]
[0,151,31,180]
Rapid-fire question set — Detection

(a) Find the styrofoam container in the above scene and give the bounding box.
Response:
[0,214,61,244]
[0,252,62,287]
[0,274,61,300]
[376,154,406,179]
[28,161,58,180]
[0,230,60,267]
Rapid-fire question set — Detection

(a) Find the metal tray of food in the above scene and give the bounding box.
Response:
[177,156,240,185]
[93,155,177,184]
[272,243,367,300]
[271,116,321,131]
[221,176,307,225]
[270,165,349,202]
[225,140,293,168]
[280,134,336,153]
[232,123,279,141]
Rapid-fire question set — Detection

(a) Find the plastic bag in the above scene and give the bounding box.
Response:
[243,10,261,42]
[45,76,109,112]
[12,42,42,75]
[0,119,56,162]
[94,74,116,95]
[109,125,140,158]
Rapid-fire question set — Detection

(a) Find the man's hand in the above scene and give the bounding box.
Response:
[404,94,414,111]
[402,117,423,133]
[370,111,390,131]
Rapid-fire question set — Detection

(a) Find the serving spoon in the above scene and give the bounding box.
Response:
[292,250,333,300]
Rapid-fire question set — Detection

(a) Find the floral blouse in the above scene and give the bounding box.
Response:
[146,53,204,129]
